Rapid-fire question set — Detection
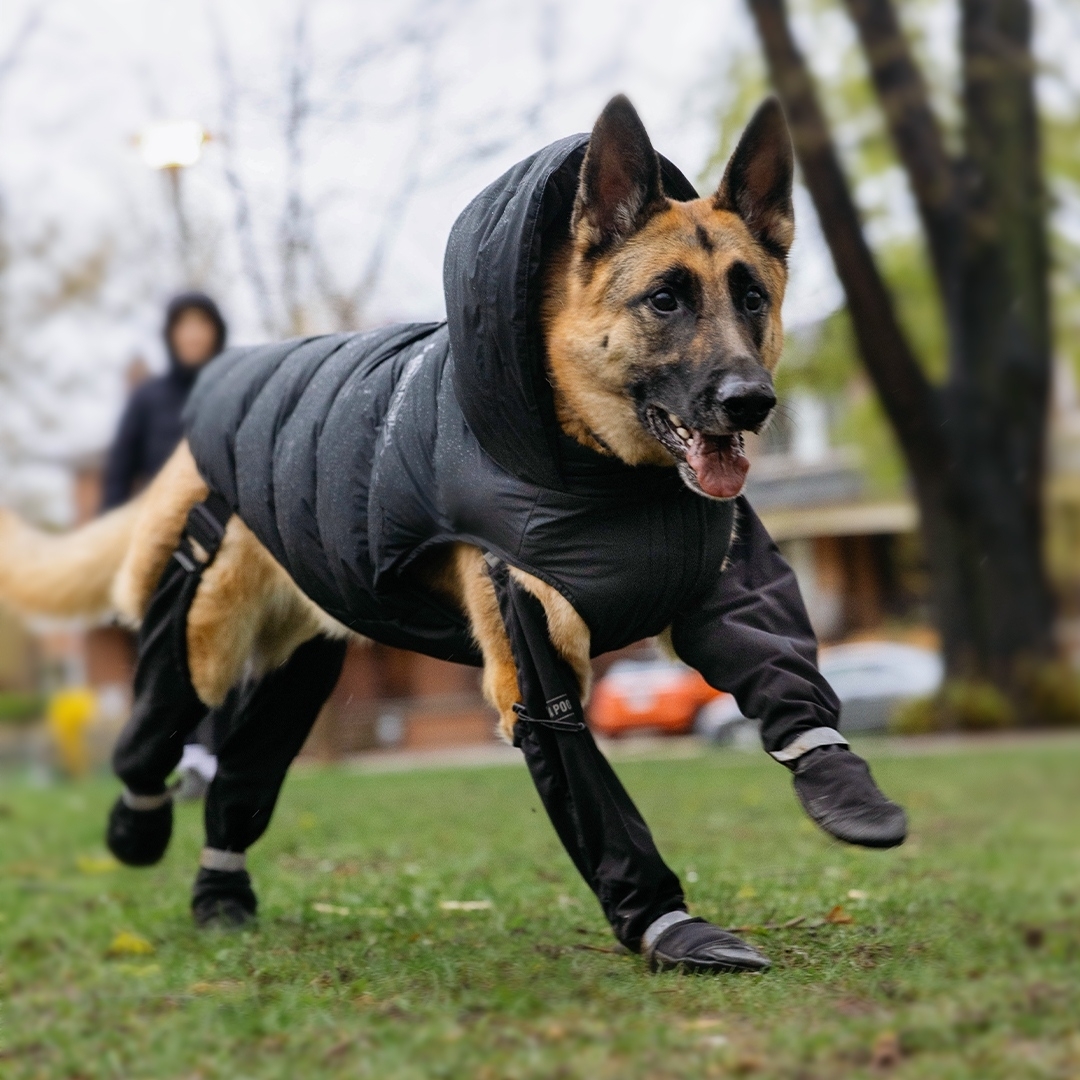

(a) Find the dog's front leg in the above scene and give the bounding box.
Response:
[452,545,591,741]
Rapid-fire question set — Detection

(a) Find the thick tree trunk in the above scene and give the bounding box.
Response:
[746,0,1055,687]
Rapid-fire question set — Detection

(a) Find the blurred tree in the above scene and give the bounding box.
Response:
[207,0,589,339]
[746,0,1060,692]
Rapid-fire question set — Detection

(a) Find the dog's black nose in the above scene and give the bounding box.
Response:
[718,378,776,431]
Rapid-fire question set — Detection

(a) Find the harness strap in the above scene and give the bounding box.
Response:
[173,491,233,573]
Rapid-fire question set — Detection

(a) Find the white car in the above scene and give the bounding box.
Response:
[695,641,943,743]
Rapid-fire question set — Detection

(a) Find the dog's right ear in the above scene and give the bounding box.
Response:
[571,95,666,254]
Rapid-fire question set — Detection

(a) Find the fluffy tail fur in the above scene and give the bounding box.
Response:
[0,500,140,618]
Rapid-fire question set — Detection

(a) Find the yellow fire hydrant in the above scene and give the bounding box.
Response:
[46,687,98,778]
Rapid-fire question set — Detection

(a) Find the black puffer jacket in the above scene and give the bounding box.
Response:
[102,293,227,510]
[185,136,840,753]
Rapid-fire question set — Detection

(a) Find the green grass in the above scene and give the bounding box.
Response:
[2,739,1079,1079]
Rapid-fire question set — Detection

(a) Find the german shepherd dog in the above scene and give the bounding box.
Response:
[0,96,792,744]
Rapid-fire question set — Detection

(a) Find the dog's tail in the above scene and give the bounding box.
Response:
[0,499,141,618]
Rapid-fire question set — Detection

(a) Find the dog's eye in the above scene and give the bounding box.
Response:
[648,289,679,313]
[743,287,764,313]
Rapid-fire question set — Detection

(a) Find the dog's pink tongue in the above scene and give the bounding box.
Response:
[685,432,750,498]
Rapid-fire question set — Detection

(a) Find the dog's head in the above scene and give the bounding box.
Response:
[543,95,794,499]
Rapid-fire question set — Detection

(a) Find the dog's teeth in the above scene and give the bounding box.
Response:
[676,427,690,440]
[668,413,681,426]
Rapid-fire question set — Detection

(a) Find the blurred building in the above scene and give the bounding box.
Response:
[746,416,926,645]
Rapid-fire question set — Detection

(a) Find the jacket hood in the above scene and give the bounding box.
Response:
[164,291,228,381]
[444,134,698,490]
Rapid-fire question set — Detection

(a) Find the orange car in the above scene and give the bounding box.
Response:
[589,659,730,737]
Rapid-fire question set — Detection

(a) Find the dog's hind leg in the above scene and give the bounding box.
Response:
[184,516,349,707]
[451,544,591,742]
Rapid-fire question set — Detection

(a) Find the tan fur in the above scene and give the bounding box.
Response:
[0,498,143,618]
[0,99,790,743]
[185,516,349,705]
[445,545,591,741]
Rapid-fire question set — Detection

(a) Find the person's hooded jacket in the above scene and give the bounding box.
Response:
[101,292,227,510]
[184,137,840,755]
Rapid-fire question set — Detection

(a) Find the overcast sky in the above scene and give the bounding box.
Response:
[1,0,1074,519]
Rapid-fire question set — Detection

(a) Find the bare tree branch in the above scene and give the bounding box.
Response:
[0,5,45,90]
[209,6,277,337]
[279,5,314,335]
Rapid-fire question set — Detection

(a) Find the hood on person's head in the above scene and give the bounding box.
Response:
[164,291,227,379]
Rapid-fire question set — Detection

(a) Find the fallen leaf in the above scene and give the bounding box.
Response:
[77,855,120,875]
[733,1053,764,1074]
[188,980,244,995]
[439,900,492,911]
[680,1017,725,1031]
[825,905,855,925]
[323,1039,353,1061]
[847,889,869,901]
[116,963,160,978]
[871,1031,901,1069]
[106,931,154,958]
[312,902,350,916]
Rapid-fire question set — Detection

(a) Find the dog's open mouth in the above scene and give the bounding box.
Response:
[650,409,751,499]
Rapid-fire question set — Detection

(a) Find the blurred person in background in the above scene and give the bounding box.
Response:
[102,293,227,509]
[102,292,229,800]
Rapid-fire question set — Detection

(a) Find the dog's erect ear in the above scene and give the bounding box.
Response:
[713,98,794,260]
[571,95,666,253]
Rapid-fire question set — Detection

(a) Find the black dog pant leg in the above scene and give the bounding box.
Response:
[112,493,234,794]
[487,559,686,953]
[108,494,231,866]
[203,634,347,854]
[193,633,346,924]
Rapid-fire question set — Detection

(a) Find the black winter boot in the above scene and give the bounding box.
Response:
[106,795,173,867]
[191,867,257,929]
[791,745,907,848]
[643,915,770,974]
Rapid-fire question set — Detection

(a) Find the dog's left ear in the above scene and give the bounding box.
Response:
[714,98,794,260]
[572,95,666,253]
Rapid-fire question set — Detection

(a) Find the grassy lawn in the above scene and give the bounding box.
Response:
[1,738,1079,1079]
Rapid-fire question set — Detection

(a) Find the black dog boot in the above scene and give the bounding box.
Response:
[791,745,907,849]
[192,852,257,929]
[106,790,173,867]
[642,912,770,974]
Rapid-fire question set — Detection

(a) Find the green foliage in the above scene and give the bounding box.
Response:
[832,390,908,498]
[892,681,1016,734]
[1015,661,1080,729]
[0,691,44,725]
[2,746,1080,1077]
[777,311,860,398]
[776,307,908,499]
